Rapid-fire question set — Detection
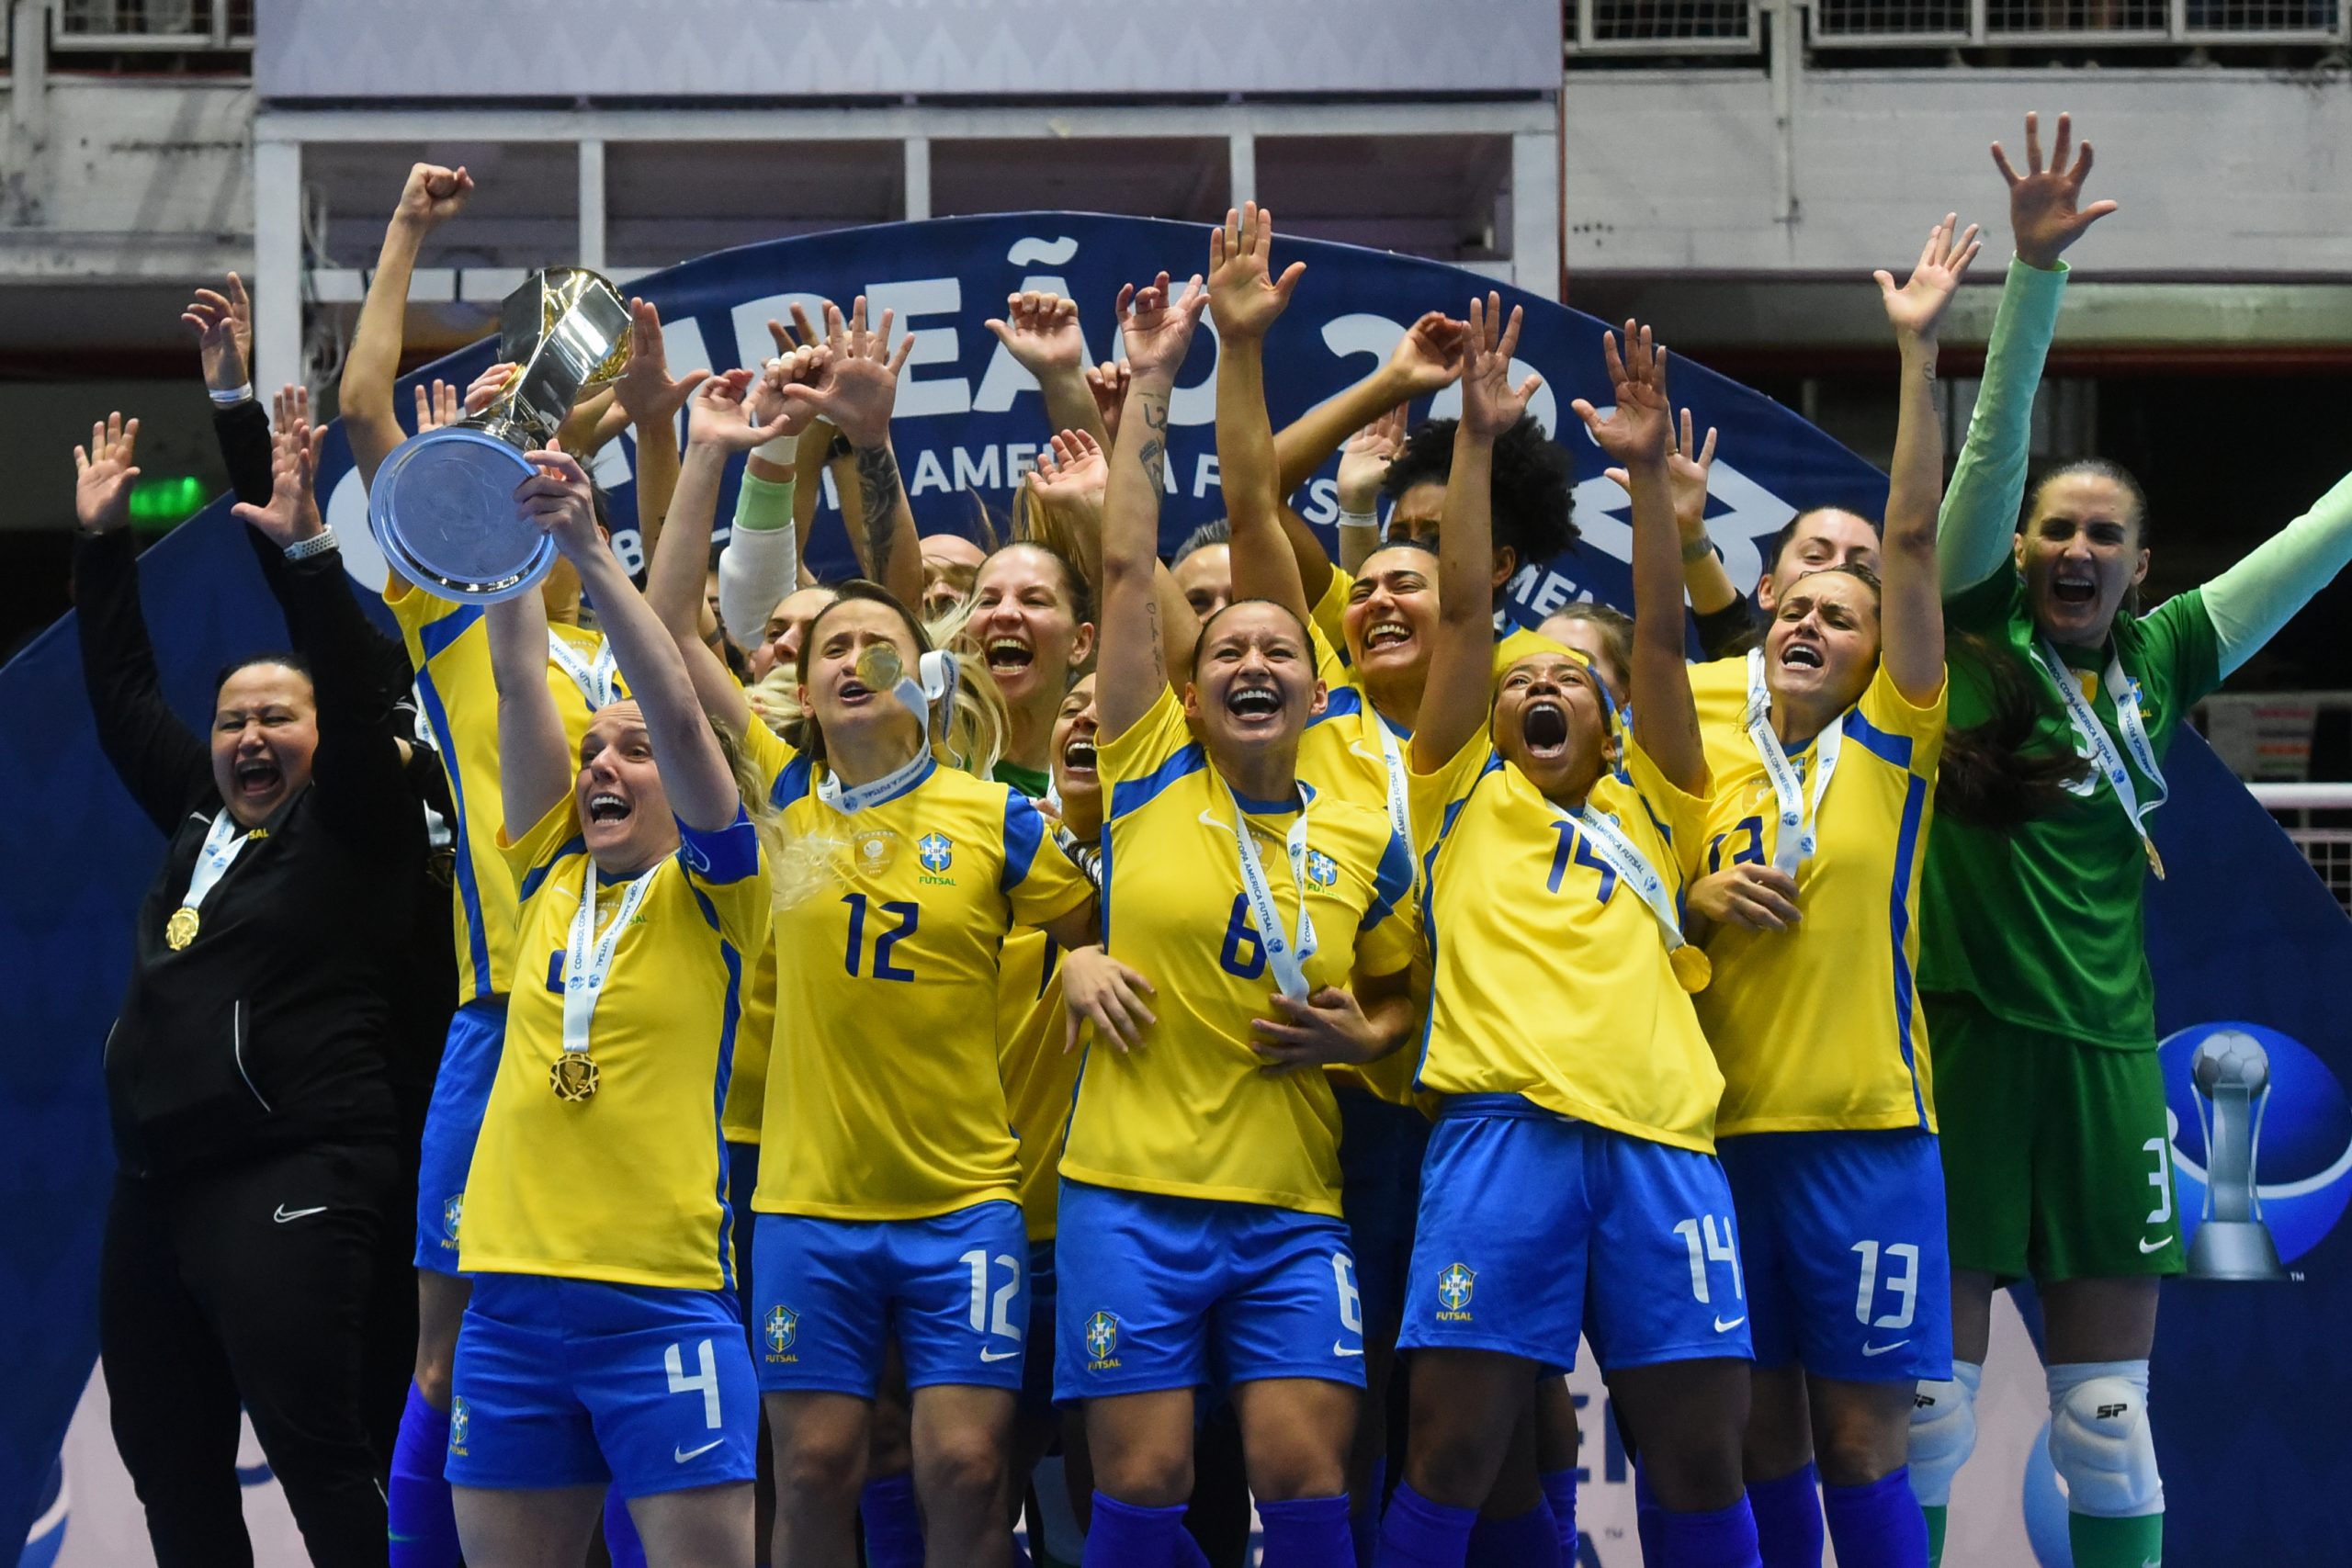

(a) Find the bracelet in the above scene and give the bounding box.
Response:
[209,382,254,407]
[1679,536,1723,565]
[1337,506,1380,531]
[283,528,339,560]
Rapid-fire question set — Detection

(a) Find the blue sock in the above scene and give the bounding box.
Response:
[1374,1481,1476,1568]
[861,1472,924,1568]
[1467,1502,1561,1568]
[1540,1469,1579,1563]
[603,1488,647,1568]
[1747,1464,1823,1568]
[1352,1457,1387,1568]
[388,1382,461,1568]
[1634,1464,1665,1567]
[1821,1469,1928,1568]
[1261,1495,1358,1568]
[1659,1497,1762,1568]
[1084,1493,1186,1568]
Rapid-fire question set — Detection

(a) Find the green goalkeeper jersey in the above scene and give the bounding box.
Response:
[1918,568,2220,1048]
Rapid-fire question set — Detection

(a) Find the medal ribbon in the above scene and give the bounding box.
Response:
[546,630,621,709]
[560,857,660,1068]
[1553,799,1700,969]
[2033,637,2168,871]
[178,809,254,915]
[1223,779,1319,1001]
[1744,647,1845,879]
[1370,713,1415,864]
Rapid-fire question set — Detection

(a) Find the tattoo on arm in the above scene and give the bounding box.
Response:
[1136,392,1170,492]
[855,442,903,581]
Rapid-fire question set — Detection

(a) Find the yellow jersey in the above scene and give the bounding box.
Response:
[720,938,779,1145]
[999,924,1078,1242]
[389,581,620,1002]
[1693,662,1948,1135]
[1690,654,1754,785]
[458,798,768,1291]
[1411,728,1721,1152]
[1062,685,1419,1217]
[744,722,1093,1223]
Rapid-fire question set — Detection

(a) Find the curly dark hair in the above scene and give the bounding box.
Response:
[1380,412,1576,570]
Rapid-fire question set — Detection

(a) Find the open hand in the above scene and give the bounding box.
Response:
[1029,428,1109,511]
[985,291,1087,376]
[1877,212,1983,345]
[181,273,252,394]
[1455,291,1544,443]
[74,412,141,534]
[1570,319,1669,468]
[612,297,710,425]
[1995,111,2119,271]
[1337,405,1408,514]
[770,297,911,449]
[1609,409,1717,544]
[233,390,325,547]
[1115,273,1209,385]
[1205,202,1305,344]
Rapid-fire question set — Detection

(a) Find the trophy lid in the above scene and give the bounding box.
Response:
[500,268,633,393]
[368,427,557,604]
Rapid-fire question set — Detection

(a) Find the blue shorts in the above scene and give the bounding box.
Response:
[414,998,506,1272]
[1053,1179,1368,1404]
[1021,1236,1058,1417]
[1338,1089,1431,1347]
[1716,1129,1953,1384]
[752,1201,1028,1397]
[725,1141,760,1335]
[447,1274,757,1497]
[1399,1097,1753,1372]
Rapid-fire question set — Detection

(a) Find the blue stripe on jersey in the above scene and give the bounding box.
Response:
[1888,772,1929,1129]
[1844,709,1915,770]
[692,879,746,1293]
[1317,685,1364,724]
[517,834,588,904]
[416,602,487,660]
[1096,818,1114,946]
[1001,790,1046,893]
[771,754,813,810]
[1108,744,1208,820]
[413,666,494,999]
[680,808,760,885]
[1361,823,1415,933]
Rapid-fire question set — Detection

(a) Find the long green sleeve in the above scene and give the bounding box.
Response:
[2203,467,2352,677]
[1938,257,2069,594]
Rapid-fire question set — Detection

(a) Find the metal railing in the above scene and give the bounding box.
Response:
[1565,0,2348,52]
[2249,784,2352,916]
[52,0,254,51]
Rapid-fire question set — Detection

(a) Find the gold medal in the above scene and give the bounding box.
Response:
[164,906,199,951]
[857,642,907,693]
[550,1054,600,1102]
[2144,838,2166,881]
[1669,942,1712,994]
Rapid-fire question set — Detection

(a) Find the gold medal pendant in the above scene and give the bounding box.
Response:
[1669,942,1713,994]
[164,906,200,951]
[2143,838,2166,881]
[550,1054,600,1102]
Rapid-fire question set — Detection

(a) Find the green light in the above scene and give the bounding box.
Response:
[130,476,209,529]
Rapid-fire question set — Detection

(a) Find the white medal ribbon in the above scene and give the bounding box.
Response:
[1223,778,1319,1001]
[180,808,254,912]
[2033,637,2169,870]
[1553,798,1697,963]
[815,649,956,815]
[560,857,660,1066]
[546,630,621,709]
[1744,647,1845,879]
[1370,714,1415,863]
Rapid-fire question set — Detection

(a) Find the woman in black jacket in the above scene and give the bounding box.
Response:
[75,409,420,1568]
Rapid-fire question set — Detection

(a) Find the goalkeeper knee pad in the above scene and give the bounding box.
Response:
[2046,1359,2163,1518]
[1906,1360,1982,1508]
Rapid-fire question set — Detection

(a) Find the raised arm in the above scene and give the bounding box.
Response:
[773,298,921,608]
[487,573,571,838]
[985,291,1110,448]
[1208,204,1313,625]
[1333,409,1406,575]
[1941,112,2117,592]
[340,164,474,491]
[1410,297,1538,773]
[610,297,708,581]
[519,449,741,832]
[1575,321,1703,795]
[1096,273,1209,740]
[2201,469,2352,679]
[1611,410,1737,617]
[1875,214,1981,703]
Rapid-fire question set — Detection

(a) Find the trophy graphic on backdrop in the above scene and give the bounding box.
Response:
[2186,1029,2290,1280]
[368,268,632,602]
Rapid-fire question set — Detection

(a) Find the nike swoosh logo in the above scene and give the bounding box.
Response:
[2139,1235,2170,1254]
[1861,1339,1911,1358]
[1713,1315,1746,1333]
[1334,1342,1364,1358]
[979,1347,1020,1362]
[273,1204,327,1224]
[674,1438,725,1463]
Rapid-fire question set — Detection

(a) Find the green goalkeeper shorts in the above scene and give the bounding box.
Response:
[1926,990,2185,1283]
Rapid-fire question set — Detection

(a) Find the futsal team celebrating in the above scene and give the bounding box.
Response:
[71,111,2352,1568]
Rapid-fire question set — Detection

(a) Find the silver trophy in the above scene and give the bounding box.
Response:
[368,268,633,602]
[2186,1031,2290,1280]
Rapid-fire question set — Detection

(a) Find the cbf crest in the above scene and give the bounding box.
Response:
[447,1396,470,1452]
[1436,1262,1476,1320]
[442,1193,464,1244]
[918,832,954,874]
[1085,1311,1120,1366]
[1306,849,1339,888]
[763,1304,799,1359]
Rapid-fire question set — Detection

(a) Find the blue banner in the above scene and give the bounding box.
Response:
[4,212,2343,1563]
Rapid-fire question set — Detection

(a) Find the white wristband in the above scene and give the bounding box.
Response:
[1337,506,1380,532]
[283,528,338,560]
[209,383,254,407]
